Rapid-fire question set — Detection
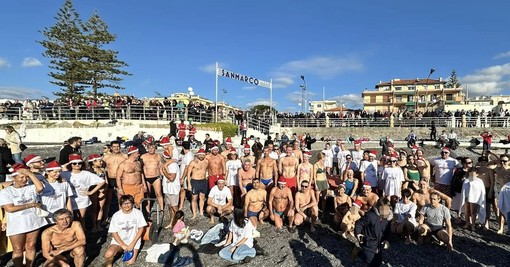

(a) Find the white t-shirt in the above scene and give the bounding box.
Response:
[351,150,364,167]
[394,201,418,225]
[163,162,181,195]
[62,170,104,210]
[431,157,459,185]
[360,160,378,187]
[382,166,405,198]
[209,185,232,206]
[40,180,74,223]
[337,149,352,169]
[108,208,147,249]
[226,159,242,187]
[229,219,254,248]
[322,149,334,168]
[0,185,48,236]
[180,151,194,177]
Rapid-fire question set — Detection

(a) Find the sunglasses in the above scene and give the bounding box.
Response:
[441,152,449,154]
[465,162,473,164]
[391,160,397,163]
[301,185,309,188]
[502,160,509,163]
[71,162,82,165]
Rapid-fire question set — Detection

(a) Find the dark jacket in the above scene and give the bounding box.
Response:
[59,145,80,165]
[0,147,15,174]
[355,207,390,255]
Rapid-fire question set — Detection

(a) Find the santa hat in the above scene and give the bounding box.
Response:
[441,147,450,153]
[243,144,251,150]
[225,137,232,144]
[411,145,419,151]
[368,150,377,158]
[88,154,102,162]
[159,137,170,146]
[127,146,139,155]
[24,154,42,166]
[196,148,206,155]
[217,176,226,183]
[9,163,27,176]
[362,181,372,188]
[211,145,219,151]
[278,177,287,184]
[338,183,346,189]
[229,147,236,154]
[163,151,171,159]
[68,154,83,163]
[353,199,362,208]
[45,161,62,171]
[354,140,362,146]
[389,153,398,161]
[303,151,312,157]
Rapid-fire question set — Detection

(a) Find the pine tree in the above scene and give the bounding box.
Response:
[82,11,131,100]
[445,70,461,88]
[39,0,88,101]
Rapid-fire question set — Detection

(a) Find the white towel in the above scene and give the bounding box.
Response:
[459,177,486,223]
[498,182,510,219]
[145,243,170,263]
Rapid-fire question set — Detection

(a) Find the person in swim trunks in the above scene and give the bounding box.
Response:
[239,158,256,199]
[103,141,128,205]
[269,177,295,232]
[140,143,164,215]
[206,146,226,190]
[117,147,147,208]
[279,146,299,194]
[187,149,209,219]
[244,178,268,237]
[256,147,278,190]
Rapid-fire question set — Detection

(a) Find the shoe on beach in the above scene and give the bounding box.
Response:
[252,229,261,238]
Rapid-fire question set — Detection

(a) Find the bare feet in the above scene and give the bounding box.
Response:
[191,215,197,220]
[164,224,173,229]
[210,218,215,224]
[497,228,504,234]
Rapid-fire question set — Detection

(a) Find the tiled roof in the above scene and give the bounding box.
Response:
[376,79,445,87]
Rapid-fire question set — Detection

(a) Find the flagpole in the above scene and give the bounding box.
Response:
[270,79,273,125]
[215,62,219,122]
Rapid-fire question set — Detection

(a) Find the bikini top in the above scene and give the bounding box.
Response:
[300,167,310,174]
[316,167,325,174]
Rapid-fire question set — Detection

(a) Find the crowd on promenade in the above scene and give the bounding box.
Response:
[0,125,509,266]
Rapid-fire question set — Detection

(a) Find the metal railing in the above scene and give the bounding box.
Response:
[276,116,510,128]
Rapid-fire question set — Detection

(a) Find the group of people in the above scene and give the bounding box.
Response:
[1,127,510,266]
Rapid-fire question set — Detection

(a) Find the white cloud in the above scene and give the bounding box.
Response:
[330,93,364,109]
[460,63,510,95]
[199,62,228,74]
[285,91,317,106]
[275,55,363,79]
[0,86,47,100]
[0,57,11,69]
[246,99,275,107]
[494,51,510,59]
[22,57,42,67]
[242,86,257,90]
[272,74,295,89]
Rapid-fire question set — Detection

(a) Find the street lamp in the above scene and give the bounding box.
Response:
[424,68,435,112]
[300,75,307,113]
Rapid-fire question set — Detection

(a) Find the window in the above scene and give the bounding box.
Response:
[383,95,390,102]
[408,86,415,91]
[420,95,425,102]
[435,85,441,89]
[395,86,402,91]
[407,95,413,102]
[370,96,376,103]
[317,104,322,108]
[446,94,453,101]
[396,96,402,102]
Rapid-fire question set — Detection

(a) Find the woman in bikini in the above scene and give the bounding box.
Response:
[297,152,313,191]
[402,155,421,192]
[313,152,330,218]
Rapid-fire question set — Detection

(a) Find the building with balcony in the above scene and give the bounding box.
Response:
[309,100,338,113]
[362,78,465,113]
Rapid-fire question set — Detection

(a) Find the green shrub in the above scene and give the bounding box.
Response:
[199,122,237,137]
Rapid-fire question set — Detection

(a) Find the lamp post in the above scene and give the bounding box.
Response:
[424,68,435,112]
[186,87,194,121]
[300,75,307,113]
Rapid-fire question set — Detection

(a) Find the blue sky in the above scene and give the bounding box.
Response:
[1,0,510,112]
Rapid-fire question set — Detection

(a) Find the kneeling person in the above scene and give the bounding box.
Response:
[42,209,86,267]
[294,180,318,232]
[417,191,453,251]
[104,195,147,266]
[268,177,295,231]
[244,178,269,236]
[207,178,234,224]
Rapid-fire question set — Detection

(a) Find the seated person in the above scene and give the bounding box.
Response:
[417,192,453,251]
[391,189,418,244]
[42,209,86,267]
[104,195,147,266]
[340,199,361,238]
[294,180,319,232]
[206,178,234,224]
